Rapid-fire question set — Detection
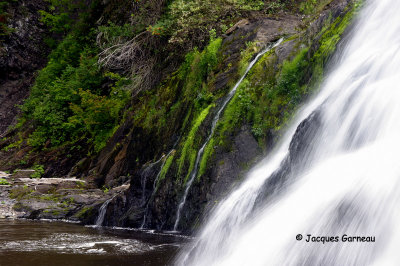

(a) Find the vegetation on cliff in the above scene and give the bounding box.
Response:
[0,0,361,230]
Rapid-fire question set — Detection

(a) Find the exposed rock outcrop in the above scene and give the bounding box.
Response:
[96,0,357,233]
[0,0,50,135]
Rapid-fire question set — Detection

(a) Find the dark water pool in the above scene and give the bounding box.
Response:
[0,220,186,266]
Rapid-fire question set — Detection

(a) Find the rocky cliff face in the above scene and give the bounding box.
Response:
[0,0,49,135]
[0,0,359,233]
[93,0,358,233]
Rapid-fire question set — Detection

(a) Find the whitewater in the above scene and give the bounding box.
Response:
[176,0,400,265]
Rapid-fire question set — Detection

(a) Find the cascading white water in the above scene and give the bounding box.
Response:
[173,39,283,231]
[95,196,116,226]
[176,0,400,265]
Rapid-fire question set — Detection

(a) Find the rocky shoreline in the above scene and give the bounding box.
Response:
[0,170,127,224]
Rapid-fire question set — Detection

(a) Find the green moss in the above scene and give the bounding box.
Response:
[198,137,215,179]
[238,41,262,76]
[75,206,93,219]
[153,0,265,45]
[207,1,360,156]
[158,153,175,183]
[133,37,223,144]
[310,2,362,86]
[30,164,45,179]
[299,0,332,15]
[38,194,61,202]
[183,150,198,183]
[9,186,34,201]
[0,178,10,185]
[177,104,214,179]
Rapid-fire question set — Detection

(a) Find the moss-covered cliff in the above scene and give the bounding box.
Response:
[0,0,361,232]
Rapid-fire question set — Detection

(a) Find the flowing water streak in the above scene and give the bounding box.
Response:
[173,39,284,231]
[140,156,166,205]
[176,0,400,265]
[141,146,179,229]
[95,195,118,226]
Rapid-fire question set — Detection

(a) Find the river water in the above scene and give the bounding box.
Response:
[0,220,185,265]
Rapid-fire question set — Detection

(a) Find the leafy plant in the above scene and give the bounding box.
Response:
[30,164,45,179]
[0,178,10,185]
[101,185,110,194]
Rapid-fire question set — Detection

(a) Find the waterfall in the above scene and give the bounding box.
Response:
[176,0,400,265]
[140,155,166,206]
[140,146,178,229]
[95,196,116,226]
[173,39,283,231]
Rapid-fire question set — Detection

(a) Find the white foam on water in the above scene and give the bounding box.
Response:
[176,0,400,265]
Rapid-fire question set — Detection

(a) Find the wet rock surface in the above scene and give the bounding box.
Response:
[0,170,128,224]
[77,0,357,234]
[0,0,357,234]
[0,0,50,135]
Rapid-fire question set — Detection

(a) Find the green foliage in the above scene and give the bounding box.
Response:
[75,206,93,219]
[198,138,214,178]
[0,1,14,39]
[299,0,331,15]
[238,42,260,76]
[275,48,309,104]
[179,37,222,102]
[311,3,361,85]
[209,0,361,155]
[158,153,175,183]
[38,0,81,33]
[134,40,223,180]
[151,0,264,44]
[22,32,129,152]
[97,22,136,45]
[39,9,71,34]
[9,186,34,200]
[30,164,45,179]
[69,86,128,152]
[299,0,317,14]
[218,79,254,139]
[132,37,222,147]
[2,132,23,151]
[0,178,10,185]
[101,185,110,193]
[177,104,213,180]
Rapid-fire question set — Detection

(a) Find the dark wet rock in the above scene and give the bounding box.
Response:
[81,0,357,233]
[254,110,322,209]
[0,0,357,233]
[0,0,50,135]
[175,125,263,232]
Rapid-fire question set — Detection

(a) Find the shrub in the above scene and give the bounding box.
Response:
[0,1,14,39]
[30,164,45,179]
[22,32,129,152]
[151,0,264,45]
[0,178,10,185]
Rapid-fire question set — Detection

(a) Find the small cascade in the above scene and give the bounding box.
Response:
[95,195,117,226]
[173,39,283,231]
[140,148,177,229]
[140,156,165,205]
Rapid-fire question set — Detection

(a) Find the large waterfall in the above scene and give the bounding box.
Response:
[176,0,400,265]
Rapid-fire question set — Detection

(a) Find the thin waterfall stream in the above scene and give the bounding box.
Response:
[176,0,400,265]
[173,39,283,231]
[95,197,113,226]
[95,194,118,226]
[141,141,179,229]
